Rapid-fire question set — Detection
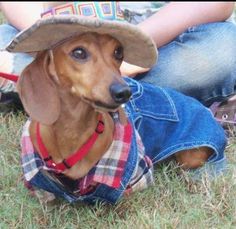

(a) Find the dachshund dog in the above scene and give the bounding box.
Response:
[17,32,217,203]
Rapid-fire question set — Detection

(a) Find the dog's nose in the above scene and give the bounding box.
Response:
[110,83,132,104]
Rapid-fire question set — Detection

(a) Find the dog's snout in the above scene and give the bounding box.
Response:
[110,83,132,104]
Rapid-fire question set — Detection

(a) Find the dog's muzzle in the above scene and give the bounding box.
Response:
[110,83,132,104]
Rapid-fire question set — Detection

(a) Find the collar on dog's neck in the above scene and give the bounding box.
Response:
[36,114,104,172]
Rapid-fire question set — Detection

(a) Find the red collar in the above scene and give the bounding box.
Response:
[36,114,105,172]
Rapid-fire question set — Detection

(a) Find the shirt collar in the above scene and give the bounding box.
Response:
[21,112,132,194]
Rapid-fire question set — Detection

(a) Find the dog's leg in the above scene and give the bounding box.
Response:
[175,147,213,169]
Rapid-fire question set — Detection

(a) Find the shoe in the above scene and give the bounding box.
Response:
[0,91,24,114]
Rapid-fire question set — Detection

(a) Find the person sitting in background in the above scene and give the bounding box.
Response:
[0,1,236,130]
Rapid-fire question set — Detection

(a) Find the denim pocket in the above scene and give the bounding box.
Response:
[125,78,179,122]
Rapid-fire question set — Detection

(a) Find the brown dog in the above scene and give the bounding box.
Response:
[17,32,213,182]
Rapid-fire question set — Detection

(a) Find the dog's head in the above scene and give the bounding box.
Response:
[17,32,132,125]
[7,16,157,125]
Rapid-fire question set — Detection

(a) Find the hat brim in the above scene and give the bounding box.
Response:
[6,16,158,68]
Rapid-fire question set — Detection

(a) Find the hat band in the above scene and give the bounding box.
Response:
[41,1,124,21]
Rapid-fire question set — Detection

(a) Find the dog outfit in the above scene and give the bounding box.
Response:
[20,77,227,204]
[21,96,154,204]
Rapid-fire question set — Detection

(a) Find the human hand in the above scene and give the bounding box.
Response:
[120,61,150,78]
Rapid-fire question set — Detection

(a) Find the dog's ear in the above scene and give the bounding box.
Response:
[16,51,60,125]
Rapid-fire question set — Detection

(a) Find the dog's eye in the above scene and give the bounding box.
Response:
[71,47,88,60]
[114,46,123,61]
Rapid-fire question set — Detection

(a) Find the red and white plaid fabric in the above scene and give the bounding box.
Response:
[21,113,154,198]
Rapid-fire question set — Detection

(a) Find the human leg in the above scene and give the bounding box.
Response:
[0,24,33,112]
[0,24,34,90]
[136,21,236,107]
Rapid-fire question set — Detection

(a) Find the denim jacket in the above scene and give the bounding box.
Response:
[28,78,227,204]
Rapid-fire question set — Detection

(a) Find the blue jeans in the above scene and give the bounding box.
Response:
[0,24,33,75]
[1,22,236,106]
[136,21,236,106]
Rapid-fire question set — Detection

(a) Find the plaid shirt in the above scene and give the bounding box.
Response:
[20,113,154,200]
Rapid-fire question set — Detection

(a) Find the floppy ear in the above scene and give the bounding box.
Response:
[16,51,60,125]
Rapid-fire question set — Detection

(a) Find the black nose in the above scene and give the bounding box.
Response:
[110,83,132,104]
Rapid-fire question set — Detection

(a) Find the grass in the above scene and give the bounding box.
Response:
[1,112,236,229]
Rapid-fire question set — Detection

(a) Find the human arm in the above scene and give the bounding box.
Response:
[120,2,235,77]
[138,2,235,48]
[0,2,44,31]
